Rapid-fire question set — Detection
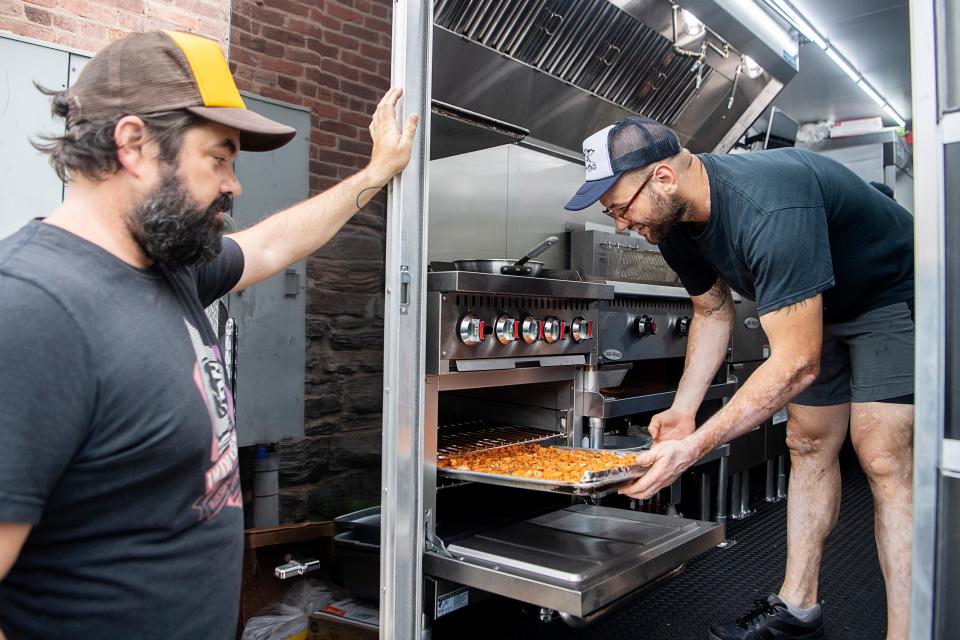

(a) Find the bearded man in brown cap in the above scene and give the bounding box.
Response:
[0,30,418,639]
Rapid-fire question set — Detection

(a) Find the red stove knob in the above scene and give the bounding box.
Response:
[675,315,692,337]
[494,315,520,344]
[570,317,591,342]
[521,316,540,344]
[636,315,658,337]
[542,317,562,344]
[458,314,485,346]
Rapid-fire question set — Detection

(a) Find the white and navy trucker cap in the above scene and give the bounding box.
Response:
[564,116,682,211]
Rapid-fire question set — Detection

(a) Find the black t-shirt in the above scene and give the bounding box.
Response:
[658,148,914,323]
[0,221,245,639]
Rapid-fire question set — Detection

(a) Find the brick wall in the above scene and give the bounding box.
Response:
[0,0,230,53]
[0,0,392,524]
[229,0,393,522]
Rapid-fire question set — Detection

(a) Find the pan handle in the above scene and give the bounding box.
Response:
[513,236,559,266]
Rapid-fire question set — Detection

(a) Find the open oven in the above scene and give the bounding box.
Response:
[410,270,725,623]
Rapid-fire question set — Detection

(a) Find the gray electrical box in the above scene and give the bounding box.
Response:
[229,94,310,446]
[0,35,309,446]
[0,35,90,238]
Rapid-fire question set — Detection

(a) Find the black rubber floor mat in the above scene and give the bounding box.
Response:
[433,460,886,639]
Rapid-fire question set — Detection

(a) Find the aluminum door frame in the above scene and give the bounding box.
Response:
[909,0,946,637]
[381,1,432,639]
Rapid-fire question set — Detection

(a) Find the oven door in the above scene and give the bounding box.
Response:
[424,503,723,620]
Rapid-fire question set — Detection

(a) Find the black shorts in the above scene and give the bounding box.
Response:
[792,301,914,406]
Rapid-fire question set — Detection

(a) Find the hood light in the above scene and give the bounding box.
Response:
[826,47,860,82]
[857,79,886,107]
[682,10,706,37]
[883,104,906,128]
[742,55,764,78]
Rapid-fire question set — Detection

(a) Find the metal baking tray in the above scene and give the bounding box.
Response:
[437,446,647,497]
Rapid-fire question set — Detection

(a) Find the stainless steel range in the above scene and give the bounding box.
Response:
[413,270,725,624]
[426,270,605,373]
[597,292,693,364]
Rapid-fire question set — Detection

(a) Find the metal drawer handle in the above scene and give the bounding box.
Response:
[543,12,564,36]
[274,558,320,580]
[601,44,621,66]
[649,70,667,91]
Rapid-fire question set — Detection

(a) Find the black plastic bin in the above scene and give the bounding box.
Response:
[332,507,381,600]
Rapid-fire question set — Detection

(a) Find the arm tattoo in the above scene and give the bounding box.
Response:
[774,299,809,316]
[704,281,728,316]
[355,186,382,211]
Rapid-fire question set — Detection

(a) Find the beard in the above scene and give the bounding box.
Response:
[634,189,691,244]
[126,165,231,270]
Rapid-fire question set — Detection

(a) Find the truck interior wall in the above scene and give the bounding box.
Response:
[428,145,615,269]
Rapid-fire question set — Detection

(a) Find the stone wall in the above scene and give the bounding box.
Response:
[0,0,230,52]
[229,0,392,522]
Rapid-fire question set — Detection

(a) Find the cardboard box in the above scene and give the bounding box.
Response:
[308,598,379,640]
[830,116,883,138]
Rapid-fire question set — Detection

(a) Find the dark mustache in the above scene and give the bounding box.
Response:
[206,194,232,218]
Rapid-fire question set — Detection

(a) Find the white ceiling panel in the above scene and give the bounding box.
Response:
[767,0,911,125]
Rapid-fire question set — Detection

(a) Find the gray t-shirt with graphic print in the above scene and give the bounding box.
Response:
[0,220,245,639]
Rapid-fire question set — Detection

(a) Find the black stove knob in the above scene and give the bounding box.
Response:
[675,316,692,337]
[636,315,658,337]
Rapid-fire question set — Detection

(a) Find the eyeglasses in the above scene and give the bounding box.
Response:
[601,169,655,221]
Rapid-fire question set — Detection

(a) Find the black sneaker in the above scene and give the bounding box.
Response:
[709,595,824,639]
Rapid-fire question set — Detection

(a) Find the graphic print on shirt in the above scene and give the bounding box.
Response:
[183,318,241,521]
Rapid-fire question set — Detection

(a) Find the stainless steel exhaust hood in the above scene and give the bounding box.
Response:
[431,0,798,154]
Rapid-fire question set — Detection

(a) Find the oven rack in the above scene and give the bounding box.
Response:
[437,420,563,459]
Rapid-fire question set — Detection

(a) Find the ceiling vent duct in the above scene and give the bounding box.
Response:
[431,0,798,155]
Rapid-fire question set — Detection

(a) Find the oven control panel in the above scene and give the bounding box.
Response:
[432,292,599,366]
[597,297,694,362]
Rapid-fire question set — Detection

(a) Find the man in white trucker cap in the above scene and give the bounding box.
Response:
[565,116,914,640]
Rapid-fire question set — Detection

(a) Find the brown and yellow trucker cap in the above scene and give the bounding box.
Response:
[67,30,296,152]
